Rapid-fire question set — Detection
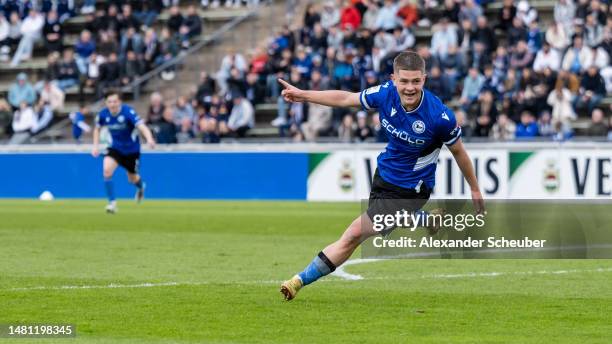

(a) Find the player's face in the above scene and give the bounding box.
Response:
[105,95,121,114]
[392,69,426,109]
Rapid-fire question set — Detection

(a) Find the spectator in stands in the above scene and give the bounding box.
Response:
[510,40,534,71]
[440,44,463,96]
[75,30,95,74]
[526,20,542,53]
[0,14,9,62]
[42,9,62,53]
[320,1,340,30]
[120,50,143,86]
[608,116,612,141]
[574,66,606,113]
[584,13,604,48]
[491,113,516,140]
[134,0,163,28]
[375,0,399,32]
[338,113,355,142]
[516,0,538,27]
[0,98,12,138]
[515,111,539,138]
[118,4,140,33]
[217,50,248,94]
[586,108,608,136]
[590,45,610,70]
[5,12,22,54]
[547,84,576,126]
[227,93,254,137]
[8,73,36,109]
[39,79,64,111]
[537,111,555,137]
[10,8,43,66]
[397,0,419,28]
[245,72,265,106]
[97,31,119,57]
[533,42,561,72]
[474,16,495,55]
[120,26,143,59]
[98,52,121,97]
[473,111,492,137]
[546,22,570,53]
[354,111,373,142]
[173,95,196,139]
[497,0,516,32]
[425,65,451,102]
[554,0,575,34]
[562,36,593,74]
[146,92,165,124]
[458,0,482,28]
[507,17,527,49]
[56,49,79,91]
[183,5,202,39]
[83,51,104,90]
[460,67,484,110]
[467,41,491,72]
[455,109,471,138]
[156,106,178,144]
[10,101,36,143]
[340,0,361,31]
[431,17,458,61]
[361,1,379,31]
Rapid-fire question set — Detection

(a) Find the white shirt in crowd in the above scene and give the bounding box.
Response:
[20,13,44,38]
[12,106,36,132]
[533,49,561,72]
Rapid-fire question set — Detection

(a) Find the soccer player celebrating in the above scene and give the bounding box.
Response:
[279,51,485,300]
[92,91,156,214]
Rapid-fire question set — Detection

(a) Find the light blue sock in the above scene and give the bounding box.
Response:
[298,251,336,286]
[104,178,115,202]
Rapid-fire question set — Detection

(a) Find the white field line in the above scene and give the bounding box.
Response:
[4,264,612,292]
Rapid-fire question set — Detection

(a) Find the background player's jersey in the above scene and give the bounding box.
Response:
[96,104,143,155]
[360,81,461,190]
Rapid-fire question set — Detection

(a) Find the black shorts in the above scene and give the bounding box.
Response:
[366,169,431,222]
[106,148,140,174]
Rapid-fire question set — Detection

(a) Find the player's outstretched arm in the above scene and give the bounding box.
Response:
[447,139,485,214]
[137,123,156,149]
[278,79,361,108]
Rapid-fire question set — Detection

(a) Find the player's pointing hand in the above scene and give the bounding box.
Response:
[278,78,306,103]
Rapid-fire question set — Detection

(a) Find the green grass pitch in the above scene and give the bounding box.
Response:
[0,200,611,343]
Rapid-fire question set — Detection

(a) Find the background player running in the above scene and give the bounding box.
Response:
[278,51,485,301]
[92,91,156,214]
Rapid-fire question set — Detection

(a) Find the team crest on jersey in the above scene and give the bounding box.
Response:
[412,120,425,134]
[365,85,381,94]
[390,107,397,117]
[441,112,449,121]
[118,115,125,123]
[105,117,110,123]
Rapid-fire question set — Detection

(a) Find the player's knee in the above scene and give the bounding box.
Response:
[127,174,139,183]
[103,168,114,179]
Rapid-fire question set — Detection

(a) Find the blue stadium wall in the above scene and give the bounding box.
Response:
[0,152,308,200]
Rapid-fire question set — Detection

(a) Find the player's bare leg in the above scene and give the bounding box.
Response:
[280,213,378,301]
[103,156,119,213]
[128,172,145,203]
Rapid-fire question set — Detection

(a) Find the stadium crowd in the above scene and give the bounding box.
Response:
[145,0,612,144]
[0,0,207,142]
[0,0,611,144]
